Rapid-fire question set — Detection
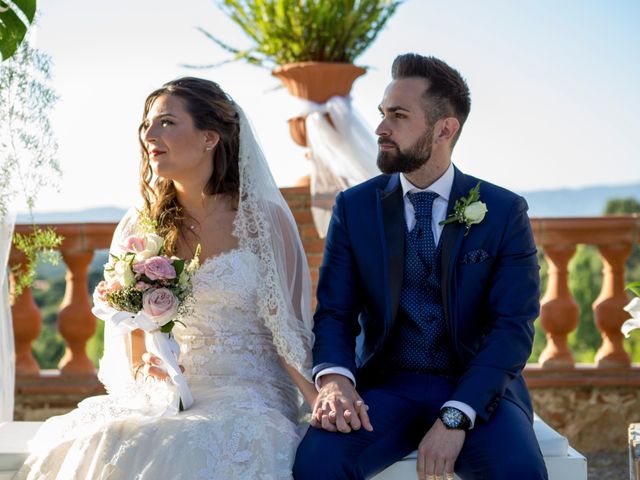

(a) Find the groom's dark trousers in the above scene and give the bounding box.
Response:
[293,168,547,479]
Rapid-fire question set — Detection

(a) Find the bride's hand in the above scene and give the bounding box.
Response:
[303,389,318,409]
[140,352,185,380]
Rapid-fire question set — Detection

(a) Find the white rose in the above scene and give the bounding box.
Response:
[464,201,488,225]
[135,233,164,262]
[622,297,640,338]
[114,259,135,287]
[179,270,189,286]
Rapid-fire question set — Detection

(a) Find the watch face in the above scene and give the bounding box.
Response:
[441,408,464,428]
[440,407,472,431]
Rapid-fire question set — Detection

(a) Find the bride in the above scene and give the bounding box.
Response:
[16,77,317,479]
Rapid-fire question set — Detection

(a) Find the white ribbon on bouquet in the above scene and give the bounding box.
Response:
[92,299,193,412]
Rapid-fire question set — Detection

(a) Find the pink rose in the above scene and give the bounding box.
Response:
[121,236,146,254]
[107,279,122,292]
[95,280,109,301]
[140,256,176,281]
[135,281,152,291]
[133,261,146,276]
[142,288,178,326]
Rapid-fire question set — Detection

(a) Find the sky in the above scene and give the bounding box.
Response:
[22,0,640,213]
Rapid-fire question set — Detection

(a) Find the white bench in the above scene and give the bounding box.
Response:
[374,414,587,479]
[0,421,42,480]
[0,415,586,479]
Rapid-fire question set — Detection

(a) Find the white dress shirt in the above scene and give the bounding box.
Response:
[316,163,477,427]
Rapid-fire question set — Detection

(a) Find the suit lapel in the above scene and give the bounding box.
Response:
[379,174,405,325]
[440,167,469,325]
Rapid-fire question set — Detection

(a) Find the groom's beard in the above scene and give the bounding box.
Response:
[377,128,434,175]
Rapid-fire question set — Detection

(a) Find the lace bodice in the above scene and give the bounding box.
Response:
[176,248,294,390]
[18,247,303,480]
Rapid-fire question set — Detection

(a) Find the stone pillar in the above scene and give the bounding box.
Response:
[593,244,632,367]
[539,246,579,367]
[57,250,96,374]
[8,253,41,375]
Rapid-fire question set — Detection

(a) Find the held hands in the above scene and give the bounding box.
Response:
[310,374,373,433]
[416,419,465,480]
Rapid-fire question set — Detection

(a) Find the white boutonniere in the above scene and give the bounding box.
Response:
[439,182,487,236]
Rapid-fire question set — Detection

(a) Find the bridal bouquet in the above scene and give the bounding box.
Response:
[92,231,199,411]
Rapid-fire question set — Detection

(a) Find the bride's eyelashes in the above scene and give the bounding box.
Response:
[141,117,176,131]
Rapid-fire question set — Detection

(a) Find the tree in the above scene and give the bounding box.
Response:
[605,196,640,281]
[604,197,640,215]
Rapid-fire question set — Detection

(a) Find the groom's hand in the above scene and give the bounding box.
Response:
[416,419,465,480]
[310,374,373,433]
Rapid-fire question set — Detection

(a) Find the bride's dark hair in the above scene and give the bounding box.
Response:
[138,77,240,254]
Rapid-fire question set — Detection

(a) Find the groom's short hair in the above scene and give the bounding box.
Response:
[392,53,471,143]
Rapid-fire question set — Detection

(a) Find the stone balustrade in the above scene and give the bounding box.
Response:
[531,216,638,369]
[7,190,640,451]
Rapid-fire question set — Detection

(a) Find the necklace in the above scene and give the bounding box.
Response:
[184,200,220,232]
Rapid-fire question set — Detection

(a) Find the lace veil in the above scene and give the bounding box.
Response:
[233,107,314,379]
[98,103,315,398]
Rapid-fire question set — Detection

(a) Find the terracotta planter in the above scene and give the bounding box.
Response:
[272,62,366,148]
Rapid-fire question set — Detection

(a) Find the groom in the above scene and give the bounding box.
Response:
[293,54,548,480]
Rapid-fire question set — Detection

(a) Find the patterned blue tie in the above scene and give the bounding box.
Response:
[407,191,439,269]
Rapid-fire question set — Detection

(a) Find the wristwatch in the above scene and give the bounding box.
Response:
[439,407,471,431]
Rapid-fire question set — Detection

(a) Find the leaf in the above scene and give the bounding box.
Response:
[627,281,640,297]
[0,0,37,61]
[173,258,185,277]
[160,321,175,333]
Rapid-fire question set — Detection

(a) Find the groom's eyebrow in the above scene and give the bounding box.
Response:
[378,105,410,113]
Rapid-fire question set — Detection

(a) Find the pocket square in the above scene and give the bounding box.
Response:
[461,249,490,264]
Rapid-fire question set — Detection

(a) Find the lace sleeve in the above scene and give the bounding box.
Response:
[265,201,314,379]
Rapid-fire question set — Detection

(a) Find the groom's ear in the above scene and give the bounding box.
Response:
[434,117,460,145]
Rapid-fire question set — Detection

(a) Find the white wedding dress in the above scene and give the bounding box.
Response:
[16,248,303,480]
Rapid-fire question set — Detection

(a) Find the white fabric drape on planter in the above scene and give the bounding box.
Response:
[304,96,379,237]
[0,209,16,422]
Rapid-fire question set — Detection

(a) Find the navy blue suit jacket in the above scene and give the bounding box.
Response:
[312,166,540,423]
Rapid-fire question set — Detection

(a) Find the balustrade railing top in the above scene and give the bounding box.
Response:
[8,213,640,387]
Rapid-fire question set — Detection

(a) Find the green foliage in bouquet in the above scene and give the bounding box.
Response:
[105,286,144,314]
[201,0,402,68]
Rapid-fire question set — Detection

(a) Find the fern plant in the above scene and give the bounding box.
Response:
[201,0,402,68]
